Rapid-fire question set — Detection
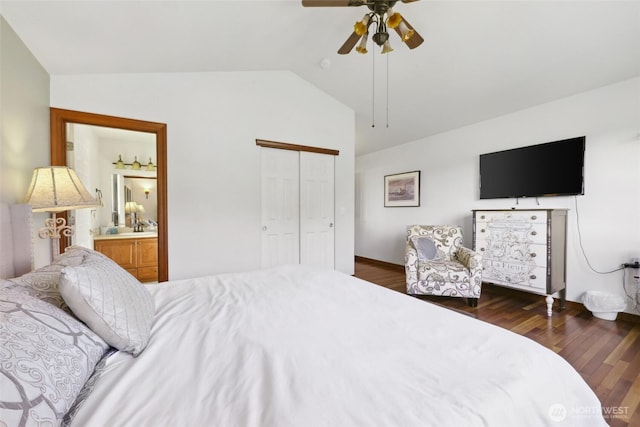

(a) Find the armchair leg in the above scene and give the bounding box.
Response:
[467,298,478,308]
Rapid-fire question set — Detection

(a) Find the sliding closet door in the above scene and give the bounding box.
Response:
[300,152,335,269]
[261,148,299,268]
[260,147,335,269]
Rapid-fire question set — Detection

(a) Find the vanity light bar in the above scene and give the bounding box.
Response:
[113,155,156,171]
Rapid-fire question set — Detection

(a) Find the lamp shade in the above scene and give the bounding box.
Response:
[125,201,138,214]
[24,166,99,212]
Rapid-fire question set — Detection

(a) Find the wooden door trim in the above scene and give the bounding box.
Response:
[256,139,339,156]
[50,107,168,282]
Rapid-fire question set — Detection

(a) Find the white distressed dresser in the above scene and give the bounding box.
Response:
[472,209,568,316]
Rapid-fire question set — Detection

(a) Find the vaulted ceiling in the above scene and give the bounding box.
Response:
[2,1,639,155]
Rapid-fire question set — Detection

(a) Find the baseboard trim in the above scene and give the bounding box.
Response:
[618,312,640,324]
[355,256,404,272]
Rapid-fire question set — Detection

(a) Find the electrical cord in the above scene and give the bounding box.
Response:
[574,196,624,274]
[575,196,639,313]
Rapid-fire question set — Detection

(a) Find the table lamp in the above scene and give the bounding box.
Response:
[23,166,99,258]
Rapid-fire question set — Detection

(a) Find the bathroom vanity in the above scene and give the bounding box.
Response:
[94,233,158,283]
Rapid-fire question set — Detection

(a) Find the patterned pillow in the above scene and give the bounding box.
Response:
[3,246,98,312]
[59,257,155,356]
[0,286,109,426]
[411,236,440,261]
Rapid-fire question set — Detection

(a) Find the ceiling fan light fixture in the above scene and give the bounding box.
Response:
[372,30,389,46]
[381,39,394,54]
[354,14,370,35]
[304,0,423,54]
[397,19,415,42]
[356,31,369,54]
[386,11,402,29]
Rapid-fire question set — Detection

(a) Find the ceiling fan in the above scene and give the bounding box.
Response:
[302,0,424,55]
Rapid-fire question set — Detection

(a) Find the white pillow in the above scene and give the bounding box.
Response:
[60,257,155,356]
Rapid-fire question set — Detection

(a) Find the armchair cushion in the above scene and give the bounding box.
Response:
[416,259,471,293]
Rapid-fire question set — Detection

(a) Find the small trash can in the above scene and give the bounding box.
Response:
[582,291,627,321]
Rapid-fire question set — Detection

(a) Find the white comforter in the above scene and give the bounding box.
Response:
[69,265,607,427]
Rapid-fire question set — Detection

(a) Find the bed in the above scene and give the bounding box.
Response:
[1,203,608,427]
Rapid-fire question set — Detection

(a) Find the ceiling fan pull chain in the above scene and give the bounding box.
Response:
[371,45,376,128]
[386,53,390,128]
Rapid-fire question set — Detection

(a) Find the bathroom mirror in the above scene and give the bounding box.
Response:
[116,176,158,228]
[50,108,168,282]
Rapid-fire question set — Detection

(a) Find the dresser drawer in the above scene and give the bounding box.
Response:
[483,259,547,290]
[475,239,548,269]
[475,221,548,245]
[475,210,548,224]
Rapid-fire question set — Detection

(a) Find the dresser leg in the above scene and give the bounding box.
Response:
[545,295,554,317]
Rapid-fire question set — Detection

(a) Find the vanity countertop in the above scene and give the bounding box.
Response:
[94,232,158,241]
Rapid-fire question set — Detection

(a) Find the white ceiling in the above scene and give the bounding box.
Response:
[2,0,639,155]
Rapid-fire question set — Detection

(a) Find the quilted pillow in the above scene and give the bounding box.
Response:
[0,286,109,426]
[411,236,440,261]
[3,246,97,312]
[59,257,155,356]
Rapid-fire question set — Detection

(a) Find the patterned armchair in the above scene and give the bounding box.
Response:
[405,225,483,307]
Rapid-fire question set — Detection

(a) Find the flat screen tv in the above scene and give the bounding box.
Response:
[479,136,585,199]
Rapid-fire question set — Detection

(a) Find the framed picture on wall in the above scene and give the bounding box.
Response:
[384,171,420,207]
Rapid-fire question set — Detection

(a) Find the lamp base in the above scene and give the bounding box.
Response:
[38,213,73,259]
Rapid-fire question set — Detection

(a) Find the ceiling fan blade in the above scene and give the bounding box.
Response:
[302,0,367,6]
[338,31,361,54]
[394,16,424,49]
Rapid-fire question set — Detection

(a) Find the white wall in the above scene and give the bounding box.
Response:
[0,17,51,266]
[356,77,640,313]
[50,71,356,278]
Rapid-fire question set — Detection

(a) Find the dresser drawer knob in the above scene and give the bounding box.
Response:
[531,215,537,220]
[530,275,537,280]
[530,253,537,258]
[480,215,485,219]
[480,228,485,233]
[480,248,485,252]
[531,231,537,236]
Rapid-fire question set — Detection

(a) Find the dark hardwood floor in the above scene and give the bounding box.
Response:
[354,257,640,427]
